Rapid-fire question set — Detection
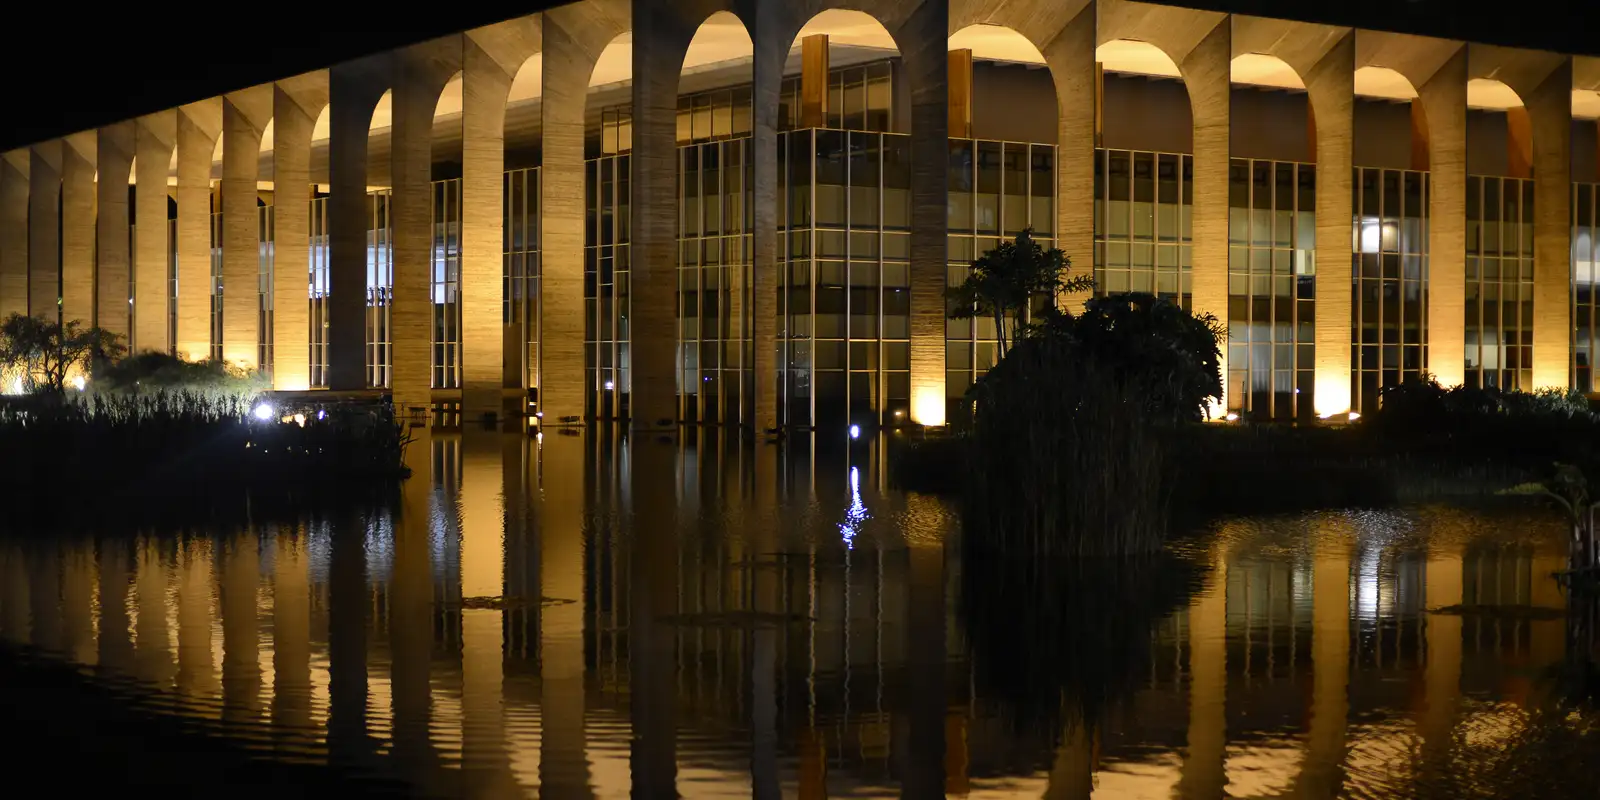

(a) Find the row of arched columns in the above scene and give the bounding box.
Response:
[0,0,1593,425]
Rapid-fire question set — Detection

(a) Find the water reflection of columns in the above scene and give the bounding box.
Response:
[1528,552,1567,671]
[389,427,438,787]
[220,529,263,721]
[541,432,593,796]
[97,538,135,678]
[903,503,947,798]
[1176,549,1227,800]
[176,538,219,700]
[134,538,174,686]
[1296,537,1352,798]
[328,505,372,762]
[27,542,60,654]
[630,440,678,797]
[273,525,314,750]
[459,429,516,795]
[1419,549,1462,778]
[61,543,97,666]
[750,445,780,800]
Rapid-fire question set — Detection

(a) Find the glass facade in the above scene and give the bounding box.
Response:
[1464,175,1534,390]
[1093,148,1193,306]
[780,61,895,133]
[504,167,541,390]
[779,128,912,427]
[310,195,330,388]
[947,138,1058,423]
[585,153,631,418]
[366,190,393,389]
[678,138,752,424]
[1351,167,1428,415]
[1227,158,1316,422]
[431,178,463,390]
[259,203,274,376]
[209,205,223,362]
[1573,183,1600,391]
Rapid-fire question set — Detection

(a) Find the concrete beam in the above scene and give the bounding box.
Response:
[327,56,389,390]
[96,122,136,340]
[390,38,462,413]
[29,141,62,321]
[462,16,541,418]
[62,132,99,330]
[272,73,328,390]
[135,112,176,353]
[222,86,274,373]
[0,151,26,320]
[176,100,222,362]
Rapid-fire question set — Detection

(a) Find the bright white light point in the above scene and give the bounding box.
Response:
[1225,412,1239,422]
[71,375,86,391]
[6,377,22,395]
[316,409,326,420]
[603,380,615,391]
[849,424,860,439]
[293,413,307,427]
[1348,411,1361,421]
[252,403,276,421]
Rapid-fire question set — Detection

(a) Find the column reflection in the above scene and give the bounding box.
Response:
[134,537,174,687]
[1295,529,1352,798]
[220,528,262,721]
[272,525,315,752]
[1176,546,1227,800]
[629,437,678,797]
[541,430,593,797]
[96,538,135,678]
[391,427,438,789]
[458,428,517,795]
[176,537,218,703]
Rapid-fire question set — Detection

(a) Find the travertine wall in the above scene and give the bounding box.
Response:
[390,40,462,414]
[134,112,176,353]
[61,132,99,330]
[271,74,326,390]
[96,121,136,340]
[327,58,388,391]
[28,142,61,320]
[0,153,25,321]
[222,87,273,371]
[176,100,221,362]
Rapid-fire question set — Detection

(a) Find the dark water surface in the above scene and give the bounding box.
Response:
[1,428,1594,798]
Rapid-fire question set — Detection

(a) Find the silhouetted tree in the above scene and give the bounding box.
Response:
[946,229,1092,358]
[0,314,123,396]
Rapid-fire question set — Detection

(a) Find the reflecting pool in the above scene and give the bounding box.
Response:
[0,428,1593,798]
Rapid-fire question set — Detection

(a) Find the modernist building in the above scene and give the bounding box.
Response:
[4,0,1600,428]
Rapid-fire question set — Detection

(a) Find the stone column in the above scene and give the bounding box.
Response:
[629,0,695,431]
[61,132,98,330]
[899,0,952,427]
[0,152,27,320]
[96,125,136,341]
[463,22,540,419]
[29,141,62,320]
[176,100,222,362]
[1175,550,1227,799]
[749,0,784,432]
[273,75,328,390]
[541,1,627,424]
[1309,34,1355,417]
[390,42,459,414]
[1421,50,1467,387]
[1528,59,1572,390]
[328,58,388,391]
[222,88,273,372]
[134,113,175,354]
[1182,22,1232,415]
[1048,3,1097,314]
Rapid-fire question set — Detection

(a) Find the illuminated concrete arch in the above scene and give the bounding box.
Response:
[175,98,221,362]
[1470,44,1572,390]
[60,131,98,330]
[1356,31,1467,387]
[133,111,176,354]
[389,38,463,413]
[1098,0,1231,418]
[1232,15,1356,420]
[542,0,628,426]
[271,70,329,389]
[949,0,1093,326]
[222,84,273,371]
[458,15,540,416]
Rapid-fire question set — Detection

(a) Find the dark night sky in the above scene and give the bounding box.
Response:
[1,0,1596,152]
